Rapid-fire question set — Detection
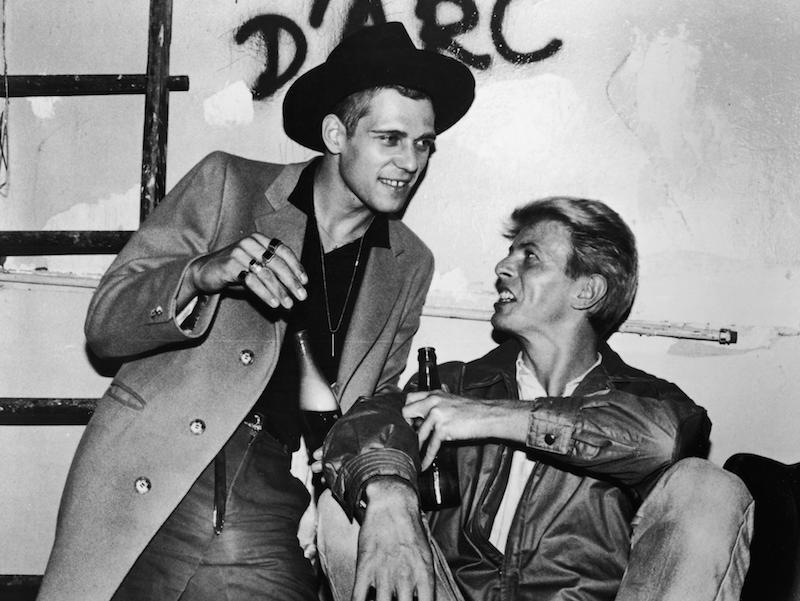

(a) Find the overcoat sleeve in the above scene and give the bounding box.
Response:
[85,152,232,359]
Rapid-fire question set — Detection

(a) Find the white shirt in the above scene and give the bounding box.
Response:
[488,352,601,552]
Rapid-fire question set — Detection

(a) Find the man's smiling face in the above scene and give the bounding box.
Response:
[336,88,436,215]
[491,220,585,340]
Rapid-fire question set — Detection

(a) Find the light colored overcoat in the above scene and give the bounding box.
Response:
[37,151,434,601]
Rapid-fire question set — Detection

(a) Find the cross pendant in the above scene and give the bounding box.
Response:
[331,332,335,357]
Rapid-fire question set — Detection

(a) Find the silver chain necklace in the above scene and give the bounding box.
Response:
[318,217,374,357]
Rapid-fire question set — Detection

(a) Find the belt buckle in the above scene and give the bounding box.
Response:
[243,412,263,432]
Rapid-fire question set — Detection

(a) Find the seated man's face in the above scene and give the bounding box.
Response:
[491,219,585,340]
[337,88,436,215]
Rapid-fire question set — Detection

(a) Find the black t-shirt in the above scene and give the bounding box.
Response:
[252,160,389,450]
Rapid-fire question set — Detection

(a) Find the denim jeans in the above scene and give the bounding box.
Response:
[616,457,754,601]
[318,458,754,601]
[113,422,318,601]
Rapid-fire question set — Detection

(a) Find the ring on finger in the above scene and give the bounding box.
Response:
[262,238,283,264]
[249,258,265,274]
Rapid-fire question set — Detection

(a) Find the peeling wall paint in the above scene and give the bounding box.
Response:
[203,80,255,127]
[28,97,61,120]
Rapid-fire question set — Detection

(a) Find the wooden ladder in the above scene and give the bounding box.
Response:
[0,0,188,595]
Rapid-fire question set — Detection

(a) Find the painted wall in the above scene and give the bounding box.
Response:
[2,0,799,573]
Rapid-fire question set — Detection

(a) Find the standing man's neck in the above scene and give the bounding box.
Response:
[518,324,600,396]
[314,156,376,251]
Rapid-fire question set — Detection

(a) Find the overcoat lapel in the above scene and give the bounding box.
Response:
[337,242,403,411]
[254,162,308,256]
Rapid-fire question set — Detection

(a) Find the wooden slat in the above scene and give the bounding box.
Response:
[0,74,188,97]
[140,0,174,220]
[0,574,41,598]
[0,398,96,425]
[0,231,133,255]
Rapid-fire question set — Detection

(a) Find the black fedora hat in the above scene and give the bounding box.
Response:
[283,22,475,152]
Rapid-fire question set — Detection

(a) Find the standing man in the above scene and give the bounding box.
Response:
[37,23,474,601]
[321,197,753,601]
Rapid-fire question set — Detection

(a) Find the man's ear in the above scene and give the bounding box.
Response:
[321,113,346,154]
[573,274,607,312]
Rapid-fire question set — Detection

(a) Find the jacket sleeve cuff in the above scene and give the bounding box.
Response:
[526,399,578,455]
[170,258,219,336]
[333,448,418,521]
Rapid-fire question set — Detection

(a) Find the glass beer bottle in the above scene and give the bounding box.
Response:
[295,329,341,457]
[417,347,461,511]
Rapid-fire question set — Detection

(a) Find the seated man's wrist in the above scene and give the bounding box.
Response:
[361,475,420,515]
[336,448,418,519]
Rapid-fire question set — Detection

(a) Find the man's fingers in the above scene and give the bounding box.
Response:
[238,236,307,305]
[374,578,393,601]
[351,569,372,601]
[241,254,303,308]
[253,262,296,308]
[421,437,441,471]
[252,233,308,284]
[402,394,438,421]
[255,254,307,302]
[417,417,442,470]
[238,270,281,308]
[415,414,435,448]
[401,403,425,421]
[415,580,435,601]
[405,390,436,404]
[395,581,415,601]
[413,567,436,601]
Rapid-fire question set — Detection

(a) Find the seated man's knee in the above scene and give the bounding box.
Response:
[662,458,751,511]
[637,458,753,547]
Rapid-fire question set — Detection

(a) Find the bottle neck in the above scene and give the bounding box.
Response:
[417,347,440,391]
[295,331,313,359]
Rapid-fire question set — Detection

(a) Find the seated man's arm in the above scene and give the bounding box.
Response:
[403,381,709,494]
[322,393,435,601]
[323,392,420,518]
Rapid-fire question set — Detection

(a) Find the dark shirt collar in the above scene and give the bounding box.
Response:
[288,159,390,249]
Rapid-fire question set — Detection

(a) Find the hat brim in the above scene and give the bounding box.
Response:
[283,48,475,152]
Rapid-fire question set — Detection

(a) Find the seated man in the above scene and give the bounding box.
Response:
[318,196,754,601]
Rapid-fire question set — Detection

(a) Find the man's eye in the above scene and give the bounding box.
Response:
[379,134,400,146]
[415,139,436,154]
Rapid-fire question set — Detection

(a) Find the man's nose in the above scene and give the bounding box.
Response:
[394,141,419,172]
[495,255,515,277]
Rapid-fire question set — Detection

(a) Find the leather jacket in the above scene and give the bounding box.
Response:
[323,339,711,601]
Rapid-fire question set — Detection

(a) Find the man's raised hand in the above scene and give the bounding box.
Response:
[187,234,308,309]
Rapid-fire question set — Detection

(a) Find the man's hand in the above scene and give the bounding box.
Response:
[403,391,529,470]
[352,477,434,601]
[310,446,326,485]
[184,234,308,309]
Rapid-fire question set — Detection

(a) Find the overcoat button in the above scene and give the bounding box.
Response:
[189,419,206,435]
[239,350,255,365]
[134,477,152,494]
[149,306,163,319]
[544,433,557,446]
